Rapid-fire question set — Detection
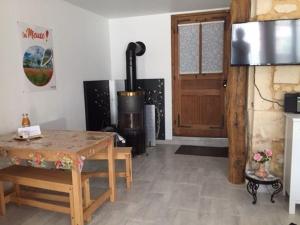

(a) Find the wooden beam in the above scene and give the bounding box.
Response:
[227,0,251,184]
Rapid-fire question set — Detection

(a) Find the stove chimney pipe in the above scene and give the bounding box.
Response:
[126,42,146,91]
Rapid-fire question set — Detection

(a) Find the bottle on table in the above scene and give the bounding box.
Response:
[21,113,31,127]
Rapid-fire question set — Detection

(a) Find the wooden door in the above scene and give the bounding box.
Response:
[172,11,230,137]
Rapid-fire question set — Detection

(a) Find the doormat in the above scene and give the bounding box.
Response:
[175,145,228,157]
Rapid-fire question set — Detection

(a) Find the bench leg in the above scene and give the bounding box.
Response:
[0,182,5,216]
[107,139,116,202]
[15,184,21,206]
[125,156,131,189]
[82,179,92,222]
[129,155,133,184]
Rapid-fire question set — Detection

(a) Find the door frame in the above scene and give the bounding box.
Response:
[171,10,230,138]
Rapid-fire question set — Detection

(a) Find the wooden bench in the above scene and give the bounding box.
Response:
[0,165,76,219]
[0,147,133,223]
[0,165,113,224]
[83,147,133,189]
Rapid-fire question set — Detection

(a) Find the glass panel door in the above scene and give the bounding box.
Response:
[178,24,200,75]
[201,21,224,74]
[178,21,225,75]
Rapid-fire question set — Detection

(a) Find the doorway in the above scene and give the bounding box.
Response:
[171,10,230,137]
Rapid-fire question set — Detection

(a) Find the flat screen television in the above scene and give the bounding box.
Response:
[231,19,300,66]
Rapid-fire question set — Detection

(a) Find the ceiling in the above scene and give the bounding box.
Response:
[64,0,230,18]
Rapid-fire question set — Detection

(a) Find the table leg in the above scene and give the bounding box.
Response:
[271,181,283,203]
[247,181,259,204]
[107,139,116,202]
[71,165,84,225]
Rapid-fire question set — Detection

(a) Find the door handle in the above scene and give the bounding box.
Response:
[223,79,227,88]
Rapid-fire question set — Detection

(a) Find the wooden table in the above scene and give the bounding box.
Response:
[0,130,116,225]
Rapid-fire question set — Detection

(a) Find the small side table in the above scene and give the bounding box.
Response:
[245,170,283,204]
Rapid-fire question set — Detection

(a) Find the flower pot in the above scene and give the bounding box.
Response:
[255,163,268,178]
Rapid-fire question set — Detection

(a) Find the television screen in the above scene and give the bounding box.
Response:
[231,19,300,66]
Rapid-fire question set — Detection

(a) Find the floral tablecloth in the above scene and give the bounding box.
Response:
[0,130,114,171]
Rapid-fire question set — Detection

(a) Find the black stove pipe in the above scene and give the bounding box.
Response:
[126,42,146,91]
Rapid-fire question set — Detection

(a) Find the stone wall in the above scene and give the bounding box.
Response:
[248,0,300,177]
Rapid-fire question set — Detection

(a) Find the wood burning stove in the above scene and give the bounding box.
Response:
[117,42,146,156]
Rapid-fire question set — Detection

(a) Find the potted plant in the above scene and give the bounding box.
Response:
[253,149,272,178]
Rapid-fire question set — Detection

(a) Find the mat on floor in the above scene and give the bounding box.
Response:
[175,145,228,157]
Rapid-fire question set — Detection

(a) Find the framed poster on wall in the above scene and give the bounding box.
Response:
[18,22,56,91]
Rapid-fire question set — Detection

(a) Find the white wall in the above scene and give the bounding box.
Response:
[109,9,228,140]
[0,0,111,134]
[109,14,173,139]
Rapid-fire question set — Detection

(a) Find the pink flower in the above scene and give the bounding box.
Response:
[265,149,272,157]
[55,160,63,169]
[254,153,263,162]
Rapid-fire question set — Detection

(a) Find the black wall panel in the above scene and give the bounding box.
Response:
[83,81,111,131]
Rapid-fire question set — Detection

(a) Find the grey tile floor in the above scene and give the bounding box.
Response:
[0,144,299,225]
